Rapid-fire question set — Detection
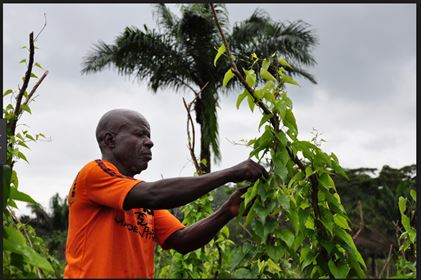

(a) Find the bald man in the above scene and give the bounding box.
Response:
[64,109,267,278]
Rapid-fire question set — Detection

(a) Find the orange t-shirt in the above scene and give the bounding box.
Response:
[64,159,186,278]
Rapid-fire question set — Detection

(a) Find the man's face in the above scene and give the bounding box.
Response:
[112,117,154,176]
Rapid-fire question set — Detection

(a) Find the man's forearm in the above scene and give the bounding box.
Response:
[124,159,266,210]
[124,168,234,210]
[165,206,233,254]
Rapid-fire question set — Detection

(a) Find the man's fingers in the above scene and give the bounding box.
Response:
[253,161,268,180]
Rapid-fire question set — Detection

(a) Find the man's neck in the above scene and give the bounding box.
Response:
[101,155,133,177]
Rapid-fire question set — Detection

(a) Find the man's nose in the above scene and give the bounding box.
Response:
[145,138,154,149]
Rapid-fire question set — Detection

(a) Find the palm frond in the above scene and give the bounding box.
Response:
[82,26,195,93]
[272,20,318,66]
[153,4,180,39]
[209,3,230,35]
[179,4,229,43]
[81,41,116,74]
[286,64,317,84]
[230,9,271,43]
[26,203,52,231]
[230,11,318,84]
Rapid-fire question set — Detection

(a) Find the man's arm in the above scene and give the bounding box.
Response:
[123,159,266,210]
[162,188,246,254]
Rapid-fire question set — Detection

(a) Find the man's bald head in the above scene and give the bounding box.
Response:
[96,109,149,152]
[95,109,154,176]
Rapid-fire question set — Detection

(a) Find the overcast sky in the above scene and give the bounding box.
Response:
[3,4,416,217]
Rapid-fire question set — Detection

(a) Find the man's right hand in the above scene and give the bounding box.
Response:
[124,159,268,210]
[228,159,268,183]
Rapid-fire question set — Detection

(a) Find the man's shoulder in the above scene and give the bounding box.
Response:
[80,159,101,172]
[79,159,138,181]
[77,159,103,179]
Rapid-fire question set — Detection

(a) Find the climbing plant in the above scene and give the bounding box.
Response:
[393,188,416,278]
[155,95,234,278]
[3,32,62,278]
[156,5,367,278]
[209,4,366,278]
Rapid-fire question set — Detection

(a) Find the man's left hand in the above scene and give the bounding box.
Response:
[223,187,253,218]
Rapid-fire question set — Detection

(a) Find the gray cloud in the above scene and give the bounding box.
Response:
[3,4,415,216]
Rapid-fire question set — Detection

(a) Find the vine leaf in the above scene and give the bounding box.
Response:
[223,68,235,88]
[279,229,294,247]
[236,90,248,109]
[333,213,351,230]
[4,89,14,96]
[328,260,350,279]
[214,43,226,66]
[282,75,300,86]
[4,226,54,271]
[247,95,255,112]
[278,57,292,68]
[9,187,38,205]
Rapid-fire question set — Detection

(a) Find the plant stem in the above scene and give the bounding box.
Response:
[210,1,324,237]
[10,32,35,137]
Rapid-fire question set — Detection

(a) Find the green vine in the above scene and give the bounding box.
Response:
[211,4,366,277]
[156,192,234,278]
[392,189,416,278]
[3,32,61,278]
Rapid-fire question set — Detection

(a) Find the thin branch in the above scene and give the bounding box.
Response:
[211,5,274,121]
[173,77,209,100]
[378,244,393,278]
[352,200,364,240]
[10,32,35,136]
[180,80,210,174]
[23,70,49,107]
[9,209,43,278]
[197,81,209,100]
[35,13,47,41]
[174,76,201,98]
[211,2,329,265]
[183,80,210,171]
[211,2,322,222]
[224,137,249,147]
[239,222,253,238]
[213,241,223,279]
[183,97,201,173]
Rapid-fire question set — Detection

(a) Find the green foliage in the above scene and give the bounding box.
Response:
[19,193,69,263]
[3,33,62,279]
[393,188,416,278]
[216,50,366,278]
[155,190,234,278]
[329,165,416,278]
[156,31,367,279]
[214,43,226,66]
[335,165,415,238]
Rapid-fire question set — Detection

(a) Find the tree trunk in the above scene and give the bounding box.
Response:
[194,86,219,174]
[199,130,211,174]
[194,94,212,174]
[195,97,211,174]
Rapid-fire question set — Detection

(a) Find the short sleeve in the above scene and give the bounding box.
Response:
[84,160,141,210]
[154,210,186,249]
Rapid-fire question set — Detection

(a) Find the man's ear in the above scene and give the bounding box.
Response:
[103,132,116,149]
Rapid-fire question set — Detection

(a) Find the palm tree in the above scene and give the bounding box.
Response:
[20,193,69,261]
[81,4,318,173]
[20,193,68,234]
